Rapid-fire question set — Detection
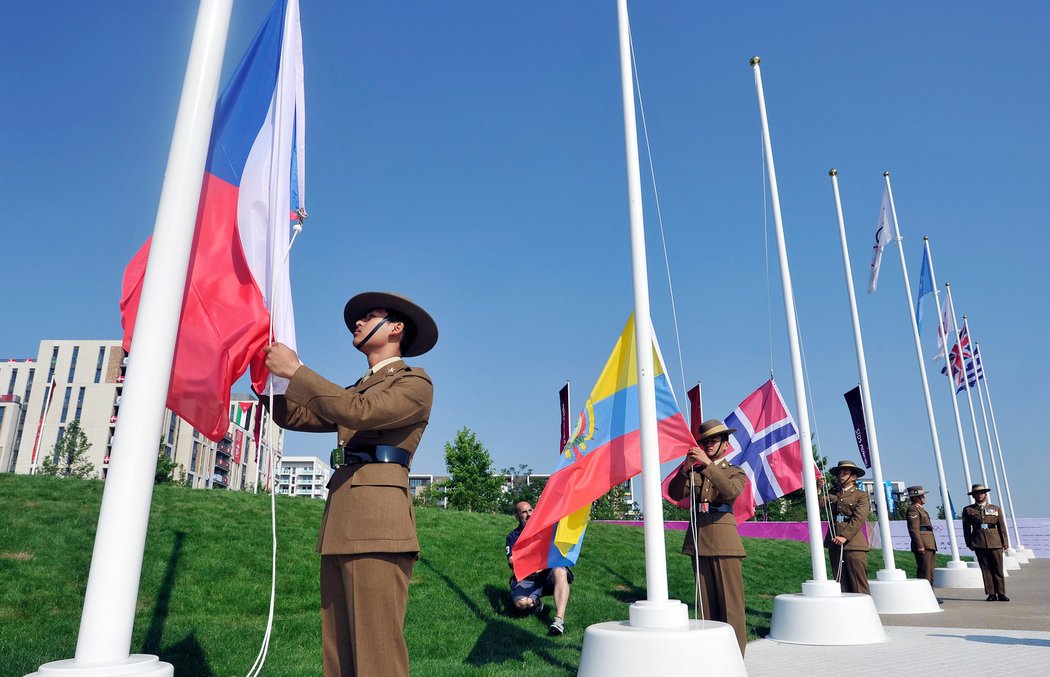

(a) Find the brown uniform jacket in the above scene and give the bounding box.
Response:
[823,485,870,551]
[906,503,937,552]
[268,361,433,556]
[667,458,747,557]
[962,502,1009,551]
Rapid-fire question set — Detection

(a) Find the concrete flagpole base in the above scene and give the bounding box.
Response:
[28,655,173,677]
[579,611,745,676]
[768,580,886,645]
[1003,554,1021,571]
[867,569,942,614]
[1008,548,1029,564]
[1018,548,1036,559]
[966,560,980,569]
[933,560,985,588]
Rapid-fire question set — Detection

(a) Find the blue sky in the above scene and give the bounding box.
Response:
[4,2,1048,518]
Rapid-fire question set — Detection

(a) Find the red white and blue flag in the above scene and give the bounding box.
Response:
[662,379,805,523]
[941,320,972,393]
[120,0,306,441]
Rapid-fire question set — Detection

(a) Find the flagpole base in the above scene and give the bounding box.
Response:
[627,599,689,628]
[1008,548,1029,564]
[28,655,174,677]
[1003,554,1021,570]
[868,569,942,614]
[578,619,745,677]
[1018,548,1036,559]
[933,560,985,588]
[768,581,886,645]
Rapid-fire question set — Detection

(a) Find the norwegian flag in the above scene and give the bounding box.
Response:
[661,379,805,523]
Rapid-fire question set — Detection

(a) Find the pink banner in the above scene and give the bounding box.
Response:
[233,429,243,465]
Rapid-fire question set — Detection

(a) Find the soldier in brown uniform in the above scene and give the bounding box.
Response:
[905,485,937,585]
[667,419,748,655]
[961,483,1010,602]
[823,460,871,595]
[263,292,437,677]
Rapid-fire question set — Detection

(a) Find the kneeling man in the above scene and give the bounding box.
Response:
[506,501,573,635]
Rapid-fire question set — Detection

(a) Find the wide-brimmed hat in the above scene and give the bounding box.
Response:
[343,292,438,357]
[968,483,992,496]
[829,459,866,478]
[696,419,737,441]
[907,485,927,499]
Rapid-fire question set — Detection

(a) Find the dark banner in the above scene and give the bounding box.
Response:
[559,382,570,452]
[843,386,872,468]
[687,383,703,443]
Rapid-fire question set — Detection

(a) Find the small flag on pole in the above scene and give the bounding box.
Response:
[868,186,894,293]
[915,244,934,334]
[933,298,955,361]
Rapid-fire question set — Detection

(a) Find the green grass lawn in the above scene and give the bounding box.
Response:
[0,474,945,676]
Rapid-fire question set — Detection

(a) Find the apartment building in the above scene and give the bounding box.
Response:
[277,456,332,500]
[858,478,907,517]
[2,340,283,492]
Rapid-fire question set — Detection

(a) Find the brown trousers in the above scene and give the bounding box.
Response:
[321,552,415,677]
[974,548,1006,596]
[913,549,936,585]
[829,546,870,595]
[691,555,746,655]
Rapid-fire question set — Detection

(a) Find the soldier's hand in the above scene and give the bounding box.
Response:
[684,446,711,469]
[832,535,846,545]
[264,342,302,379]
[917,547,925,553]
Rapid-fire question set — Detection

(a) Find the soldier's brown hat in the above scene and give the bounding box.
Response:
[344,292,438,357]
[907,485,927,499]
[829,459,866,478]
[696,419,737,441]
[968,483,992,496]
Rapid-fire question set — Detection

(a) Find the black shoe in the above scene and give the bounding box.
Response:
[986,594,997,602]
[937,598,944,605]
[997,594,1010,602]
[548,617,565,636]
[533,599,546,615]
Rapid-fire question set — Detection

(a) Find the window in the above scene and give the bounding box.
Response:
[167,414,177,445]
[6,369,15,395]
[94,347,106,383]
[60,387,72,422]
[47,346,59,382]
[68,346,79,383]
[74,388,85,420]
[53,426,66,463]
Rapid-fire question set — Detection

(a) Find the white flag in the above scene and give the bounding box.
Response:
[933,299,955,361]
[868,186,894,293]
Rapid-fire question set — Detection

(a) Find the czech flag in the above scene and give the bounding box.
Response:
[121,0,306,441]
[511,314,695,580]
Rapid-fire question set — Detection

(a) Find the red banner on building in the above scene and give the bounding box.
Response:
[687,383,703,443]
[233,429,244,465]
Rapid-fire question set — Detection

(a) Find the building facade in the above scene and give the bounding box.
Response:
[277,456,332,500]
[2,340,284,493]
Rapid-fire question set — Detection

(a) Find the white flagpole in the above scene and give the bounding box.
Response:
[32,1,235,675]
[615,0,677,621]
[829,170,896,573]
[943,288,989,485]
[752,59,824,583]
[883,173,963,564]
[922,241,975,496]
[975,342,1027,553]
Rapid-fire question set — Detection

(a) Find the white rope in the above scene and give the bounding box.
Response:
[687,469,705,621]
[247,214,305,677]
[629,29,688,399]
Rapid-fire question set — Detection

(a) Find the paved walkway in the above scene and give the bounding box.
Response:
[745,559,1049,676]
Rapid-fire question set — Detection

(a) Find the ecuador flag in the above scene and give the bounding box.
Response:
[511,314,695,580]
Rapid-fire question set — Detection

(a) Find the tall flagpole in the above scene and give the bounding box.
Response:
[922,241,975,498]
[757,64,883,647]
[943,288,988,485]
[830,172,940,614]
[883,173,962,564]
[32,1,235,675]
[829,170,895,572]
[976,342,1028,554]
[753,59,824,582]
[616,0,678,621]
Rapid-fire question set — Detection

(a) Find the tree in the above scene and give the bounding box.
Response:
[440,428,504,513]
[591,481,638,520]
[155,436,184,485]
[38,420,96,479]
[496,463,544,514]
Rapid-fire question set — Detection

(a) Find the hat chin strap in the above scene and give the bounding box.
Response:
[354,317,390,351]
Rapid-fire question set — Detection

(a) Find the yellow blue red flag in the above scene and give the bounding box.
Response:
[511,314,695,580]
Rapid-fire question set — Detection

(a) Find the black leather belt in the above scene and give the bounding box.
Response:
[332,445,410,468]
[920,526,933,532]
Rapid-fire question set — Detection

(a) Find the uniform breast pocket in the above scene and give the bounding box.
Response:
[344,482,414,542]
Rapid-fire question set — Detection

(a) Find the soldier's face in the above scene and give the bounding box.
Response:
[974,491,988,503]
[837,469,855,486]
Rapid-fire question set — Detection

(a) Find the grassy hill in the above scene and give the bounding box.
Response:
[0,475,942,676]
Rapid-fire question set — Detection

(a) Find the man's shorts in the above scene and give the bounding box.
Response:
[509,567,574,603]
